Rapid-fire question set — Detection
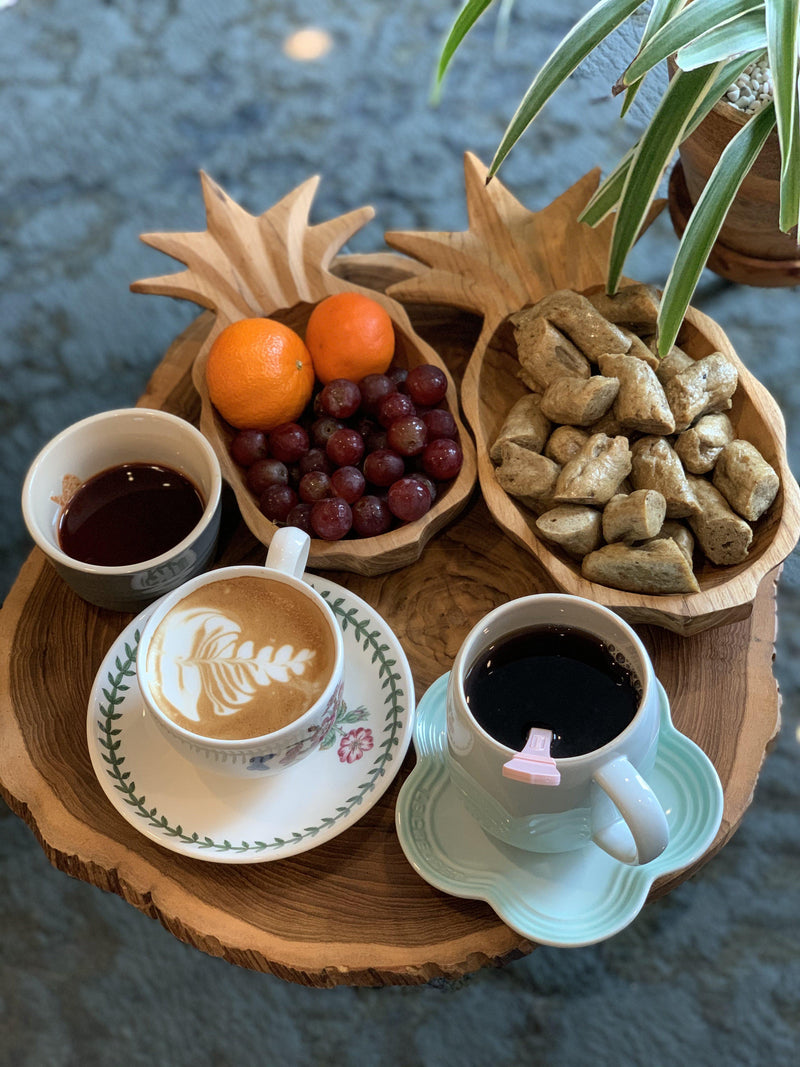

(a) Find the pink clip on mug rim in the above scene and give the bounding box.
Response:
[502,727,561,786]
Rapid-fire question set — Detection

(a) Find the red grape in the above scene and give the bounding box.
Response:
[377,391,415,428]
[326,427,365,467]
[319,378,362,419]
[286,502,314,535]
[386,414,428,457]
[363,449,405,487]
[421,407,457,441]
[422,438,463,480]
[269,422,309,463]
[311,497,353,540]
[352,495,392,537]
[387,366,409,392]
[298,447,332,476]
[241,362,461,540]
[311,416,345,448]
[408,472,437,503]
[406,364,448,406]
[299,471,333,503]
[358,373,396,414]
[331,465,366,504]
[387,477,432,522]
[246,459,289,495]
[354,415,378,438]
[259,484,298,523]
[230,429,269,467]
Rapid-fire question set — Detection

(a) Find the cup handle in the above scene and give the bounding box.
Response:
[264,526,311,579]
[591,756,669,865]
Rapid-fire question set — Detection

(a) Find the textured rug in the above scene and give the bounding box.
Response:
[1,2,798,1065]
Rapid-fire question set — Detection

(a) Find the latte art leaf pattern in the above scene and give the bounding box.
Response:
[162,609,317,720]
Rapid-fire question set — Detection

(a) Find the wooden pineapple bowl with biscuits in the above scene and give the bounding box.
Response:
[131,173,476,575]
[385,154,800,635]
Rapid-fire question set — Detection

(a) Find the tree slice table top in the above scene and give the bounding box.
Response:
[0,255,782,987]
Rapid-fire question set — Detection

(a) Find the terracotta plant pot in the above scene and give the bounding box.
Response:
[668,64,800,287]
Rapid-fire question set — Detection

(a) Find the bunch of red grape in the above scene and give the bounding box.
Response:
[228,364,464,540]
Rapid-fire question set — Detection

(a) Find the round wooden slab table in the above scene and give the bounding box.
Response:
[0,256,782,987]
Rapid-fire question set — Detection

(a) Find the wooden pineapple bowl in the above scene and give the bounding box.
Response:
[385,153,800,635]
[131,173,476,575]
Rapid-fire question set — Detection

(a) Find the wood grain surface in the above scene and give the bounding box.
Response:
[0,257,783,987]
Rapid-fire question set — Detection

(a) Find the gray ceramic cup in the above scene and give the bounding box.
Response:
[22,407,222,612]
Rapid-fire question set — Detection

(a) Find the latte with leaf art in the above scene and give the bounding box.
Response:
[147,575,336,740]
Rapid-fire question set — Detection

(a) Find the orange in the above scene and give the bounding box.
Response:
[205,317,315,430]
[304,292,395,385]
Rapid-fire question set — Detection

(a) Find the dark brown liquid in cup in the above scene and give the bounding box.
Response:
[464,625,639,758]
[58,462,205,566]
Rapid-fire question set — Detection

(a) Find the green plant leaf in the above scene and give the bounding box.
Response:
[607,64,725,292]
[622,0,765,86]
[580,146,639,225]
[488,0,648,177]
[657,102,777,355]
[493,0,516,55]
[620,0,689,117]
[766,0,800,232]
[782,95,800,235]
[641,0,693,39]
[434,0,496,93]
[583,49,763,225]
[676,11,766,68]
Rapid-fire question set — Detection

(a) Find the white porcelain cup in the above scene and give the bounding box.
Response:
[136,527,345,778]
[446,594,670,865]
[22,407,222,612]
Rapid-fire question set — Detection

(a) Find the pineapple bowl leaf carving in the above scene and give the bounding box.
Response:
[384,152,665,333]
[130,171,375,322]
[129,172,479,576]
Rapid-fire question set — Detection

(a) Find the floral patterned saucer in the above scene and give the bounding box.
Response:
[86,576,415,863]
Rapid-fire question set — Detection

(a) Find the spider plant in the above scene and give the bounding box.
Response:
[436,0,800,356]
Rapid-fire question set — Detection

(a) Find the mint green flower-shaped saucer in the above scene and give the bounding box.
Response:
[395,673,723,948]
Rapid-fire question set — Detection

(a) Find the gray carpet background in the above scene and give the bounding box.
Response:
[1,2,798,1064]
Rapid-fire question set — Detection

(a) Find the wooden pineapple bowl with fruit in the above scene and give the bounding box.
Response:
[131,173,476,575]
[384,153,800,635]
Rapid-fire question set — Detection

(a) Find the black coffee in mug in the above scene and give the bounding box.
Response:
[464,624,641,758]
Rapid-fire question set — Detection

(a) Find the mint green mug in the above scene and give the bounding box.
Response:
[446,594,669,866]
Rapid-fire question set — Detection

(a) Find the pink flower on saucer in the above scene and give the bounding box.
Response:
[338,727,374,764]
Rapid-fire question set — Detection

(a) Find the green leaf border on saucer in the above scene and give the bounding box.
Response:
[95,589,407,856]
